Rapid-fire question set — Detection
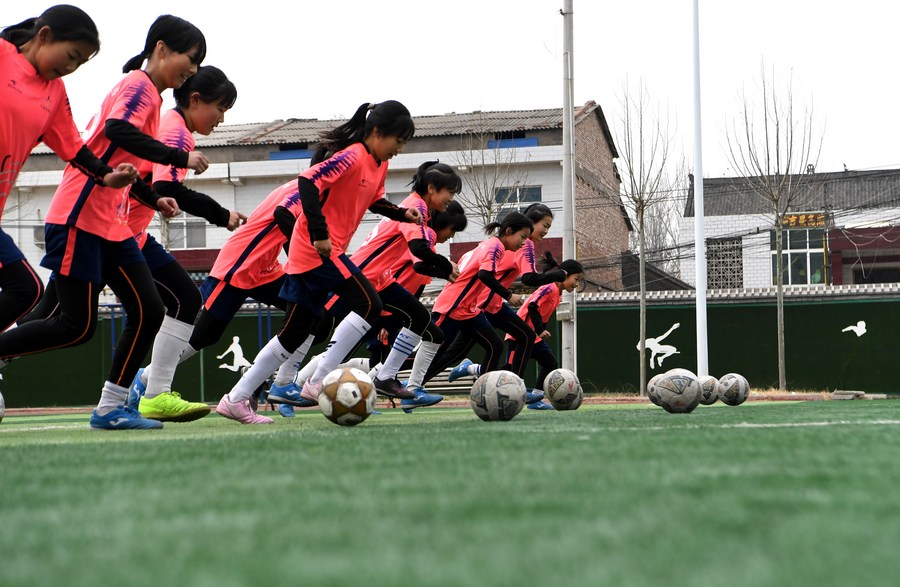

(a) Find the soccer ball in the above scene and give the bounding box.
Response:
[646,373,665,406]
[469,370,526,421]
[718,373,750,406]
[698,375,720,405]
[655,371,702,413]
[317,367,377,426]
[544,368,583,410]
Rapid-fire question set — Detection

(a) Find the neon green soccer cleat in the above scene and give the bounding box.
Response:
[138,391,211,423]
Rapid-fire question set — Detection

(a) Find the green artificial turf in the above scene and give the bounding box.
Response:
[2,401,900,586]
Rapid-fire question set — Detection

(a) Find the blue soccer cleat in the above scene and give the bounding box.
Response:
[401,387,444,413]
[277,403,296,418]
[90,405,163,430]
[267,382,317,407]
[524,388,545,405]
[447,358,474,383]
[527,400,555,411]
[126,367,147,409]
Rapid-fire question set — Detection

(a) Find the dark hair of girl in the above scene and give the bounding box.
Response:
[173,65,237,110]
[1,5,100,56]
[409,161,462,196]
[317,100,415,155]
[430,200,468,233]
[559,259,584,276]
[484,211,533,237]
[123,14,206,73]
[523,202,554,224]
[537,250,560,272]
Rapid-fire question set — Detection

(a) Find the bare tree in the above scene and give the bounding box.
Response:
[614,79,686,396]
[452,113,532,229]
[725,64,822,392]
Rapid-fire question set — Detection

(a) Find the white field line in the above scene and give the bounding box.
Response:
[0,423,86,433]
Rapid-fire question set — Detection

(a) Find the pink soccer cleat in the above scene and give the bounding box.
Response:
[216,394,273,424]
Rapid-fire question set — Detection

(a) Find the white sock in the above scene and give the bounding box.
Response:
[367,362,382,380]
[376,327,421,381]
[228,337,291,403]
[97,381,129,414]
[344,357,370,372]
[145,316,194,399]
[296,353,321,387]
[138,343,198,387]
[273,335,314,386]
[407,340,440,389]
[310,312,371,383]
[468,363,482,377]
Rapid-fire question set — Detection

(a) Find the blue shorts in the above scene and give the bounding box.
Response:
[140,234,177,272]
[279,254,361,314]
[40,224,146,284]
[200,275,288,322]
[0,228,25,268]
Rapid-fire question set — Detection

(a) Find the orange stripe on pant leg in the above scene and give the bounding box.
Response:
[111,266,144,385]
[204,279,228,311]
[59,227,78,277]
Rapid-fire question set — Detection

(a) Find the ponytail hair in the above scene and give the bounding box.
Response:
[317,100,415,154]
[484,211,533,237]
[523,202,554,224]
[559,259,584,276]
[1,5,100,56]
[173,65,237,109]
[430,200,468,233]
[537,251,560,272]
[409,160,462,196]
[123,14,206,73]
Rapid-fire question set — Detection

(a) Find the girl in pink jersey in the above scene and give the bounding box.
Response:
[0,6,138,342]
[0,15,209,430]
[126,65,246,423]
[445,203,566,400]
[217,100,422,424]
[413,212,534,389]
[506,259,584,409]
[289,200,468,416]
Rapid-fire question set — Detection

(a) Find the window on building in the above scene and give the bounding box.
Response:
[494,186,542,222]
[487,130,538,149]
[771,228,827,285]
[166,214,207,249]
[706,237,743,289]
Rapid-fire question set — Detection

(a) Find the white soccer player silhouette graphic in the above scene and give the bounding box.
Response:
[217,336,252,371]
[638,322,681,369]
[841,320,867,337]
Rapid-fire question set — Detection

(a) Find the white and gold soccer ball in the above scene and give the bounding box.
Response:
[544,368,583,410]
[469,370,526,421]
[318,367,377,426]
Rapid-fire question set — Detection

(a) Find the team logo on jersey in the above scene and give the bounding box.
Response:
[359,178,369,188]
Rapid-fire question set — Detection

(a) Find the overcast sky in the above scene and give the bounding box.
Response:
[9,1,898,176]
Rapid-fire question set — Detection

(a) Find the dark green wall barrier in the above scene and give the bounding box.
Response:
[2,296,897,408]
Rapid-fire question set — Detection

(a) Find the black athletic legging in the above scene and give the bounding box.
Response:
[0,263,164,388]
[188,279,288,352]
[434,303,536,377]
[0,259,44,332]
[423,312,503,385]
[277,272,382,353]
[508,339,558,390]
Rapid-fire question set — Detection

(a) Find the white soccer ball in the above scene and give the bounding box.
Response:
[0,389,5,424]
[469,370,526,421]
[646,373,665,406]
[318,367,377,426]
[698,375,720,405]
[655,371,702,413]
[718,373,751,406]
[543,368,583,410]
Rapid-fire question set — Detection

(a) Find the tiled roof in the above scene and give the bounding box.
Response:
[32,103,604,154]
[685,169,900,216]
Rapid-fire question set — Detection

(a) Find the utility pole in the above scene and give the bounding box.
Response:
[560,0,577,371]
